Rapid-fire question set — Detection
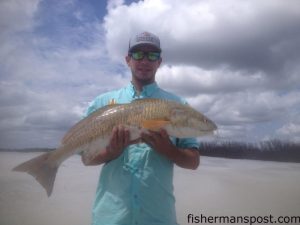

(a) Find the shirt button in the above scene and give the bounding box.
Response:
[134,194,138,199]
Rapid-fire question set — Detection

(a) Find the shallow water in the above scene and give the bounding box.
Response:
[1,152,299,225]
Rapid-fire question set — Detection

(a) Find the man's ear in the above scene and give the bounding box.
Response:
[125,55,131,66]
[157,57,162,67]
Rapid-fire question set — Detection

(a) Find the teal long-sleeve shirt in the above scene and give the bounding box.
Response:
[86,82,199,225]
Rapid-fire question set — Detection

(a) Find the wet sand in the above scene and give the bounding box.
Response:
[1,152,299,225]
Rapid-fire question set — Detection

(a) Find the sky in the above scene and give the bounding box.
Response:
[0,0,300,149]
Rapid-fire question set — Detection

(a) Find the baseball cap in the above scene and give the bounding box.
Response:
[129,31,161,52]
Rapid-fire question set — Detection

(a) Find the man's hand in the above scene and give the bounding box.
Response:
[141,129,175,157]
[82,125,138,166]
[106,125,131,160]
[141,129,200,170]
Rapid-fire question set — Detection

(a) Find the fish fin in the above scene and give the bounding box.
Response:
[108,98,117,105]
[12,152,58,197]
[141,120,171,131]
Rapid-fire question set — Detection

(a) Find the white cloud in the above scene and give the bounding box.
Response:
[0,0,39,36]
[102,0,300,143]
[0,0,130,148]
[1,0,300,148]
[0,37,129,148]
[157,64,300,123]
[275,113,300,142]
[107,0,125,11]
[156,65,266,96]
[104,0,300,72]
[276,123,300,143]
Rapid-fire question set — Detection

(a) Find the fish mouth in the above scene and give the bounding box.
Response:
[211,122,218,130]
[199,123,218,133]
[199,127,217,133]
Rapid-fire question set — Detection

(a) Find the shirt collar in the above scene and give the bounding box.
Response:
[126,82,159,98]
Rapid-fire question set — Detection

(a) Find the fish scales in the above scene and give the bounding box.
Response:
[12,98,217,196]
[141,99,169,120]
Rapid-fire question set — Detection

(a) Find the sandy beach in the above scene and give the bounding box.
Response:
[1,152,299,225]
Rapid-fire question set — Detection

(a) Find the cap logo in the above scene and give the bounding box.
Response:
[129,31,161,51]
[136,32,158,44]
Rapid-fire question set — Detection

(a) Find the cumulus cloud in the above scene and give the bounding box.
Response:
[105,0,300,74]
[156,65,266,96]
[276,123,300,142]
[275,113,300,142]
[103,0,300,143]
[1,0,300,148]
[0,0,128,148]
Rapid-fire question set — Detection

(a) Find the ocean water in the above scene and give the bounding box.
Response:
[0,152,299,225]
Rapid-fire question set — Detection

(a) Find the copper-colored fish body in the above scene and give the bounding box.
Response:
[13,98,217,196]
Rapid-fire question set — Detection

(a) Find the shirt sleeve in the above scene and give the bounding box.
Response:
[176,137,199,150]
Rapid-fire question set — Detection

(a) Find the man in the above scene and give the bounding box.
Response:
[83,31,200,225]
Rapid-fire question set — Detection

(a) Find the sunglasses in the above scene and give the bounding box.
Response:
[129,51,161,61]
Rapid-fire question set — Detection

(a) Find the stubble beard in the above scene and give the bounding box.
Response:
[132,69,156,85]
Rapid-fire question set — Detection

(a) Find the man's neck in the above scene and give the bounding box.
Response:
[131,79,155,93]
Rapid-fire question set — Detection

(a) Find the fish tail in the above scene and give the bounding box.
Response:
[12,152,58,197]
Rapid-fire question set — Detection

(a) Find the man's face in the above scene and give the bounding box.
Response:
[126,45,162,84]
